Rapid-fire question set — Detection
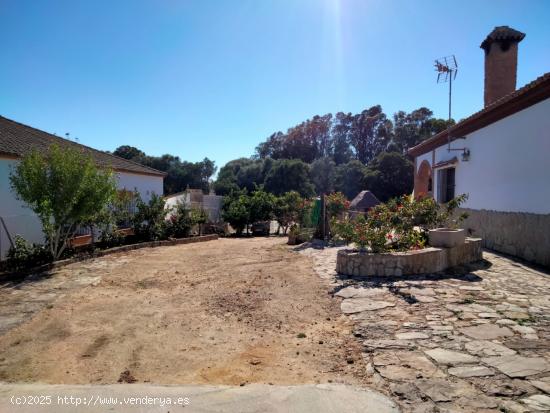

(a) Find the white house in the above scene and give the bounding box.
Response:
[165,188,223,223]
[408,26,550,267]
[0,116,165,258]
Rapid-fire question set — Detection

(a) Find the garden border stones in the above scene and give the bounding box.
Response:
[336,238,482,277]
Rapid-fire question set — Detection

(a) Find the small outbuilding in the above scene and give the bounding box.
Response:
[349,190,380,216]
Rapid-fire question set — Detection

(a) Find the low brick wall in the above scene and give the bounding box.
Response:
[460,208,550,268]
[336,238,482,277]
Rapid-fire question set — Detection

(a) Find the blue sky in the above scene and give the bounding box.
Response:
[1,0,549,170]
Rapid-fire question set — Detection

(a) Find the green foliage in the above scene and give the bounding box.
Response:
[264,159,315,197]
[10,144,117,260]
[393,108,455,153]
[310,157,336,194]
[273,191,303,234]
[331,194,468,253]
[165,202,208,238]
[4,235,52,272]
[334,160,368,200]
[248,189,276,223]
[214,158,260,196]
[95,190,140,248]
[132,193,169,241]
[325,192,350,219]
[364,152,414,202]
[113,146,216,195]
[221,190,250,235]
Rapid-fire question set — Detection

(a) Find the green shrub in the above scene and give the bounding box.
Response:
[325,192,350,218]
[132,193,169,241]
[331,194,468,253]
[4,235,52,272]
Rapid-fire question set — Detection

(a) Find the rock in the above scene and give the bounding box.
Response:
[415,379,471,402]
[505,339,550,350]
[498,400,529,413]
[430,325,454,331]
[407,287,436,296]
[530,379,550,394]
[341,298,395,314]
[364,339,415,351]
[521,394,550,411]
[496,318,517,325]
[374,352,444,380]
[458,285,484,291]
[482,355,550,378]
[481,379,535,397]
[424,348,478,366]
[415,296,437,303]
[511,325,536,335]
[389,382,418,399]
[453,394,499,409]
[446,303,495,314]
[448,365,494,378]
[460,324,514,340]
[464,340,516,356]
[335,286,387,299]
[503,311,530,320]
[478,312,499,318]
[395,332,430,340]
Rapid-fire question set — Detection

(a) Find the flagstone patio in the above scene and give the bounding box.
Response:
[299,246,550,412]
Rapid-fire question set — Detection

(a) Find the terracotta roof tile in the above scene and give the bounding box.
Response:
[0,116,166,177]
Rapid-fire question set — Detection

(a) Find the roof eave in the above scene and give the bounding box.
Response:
[408,74,550,157]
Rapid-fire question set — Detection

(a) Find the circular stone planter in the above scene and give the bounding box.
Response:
[428,228,466,248]
[336,238,482,277]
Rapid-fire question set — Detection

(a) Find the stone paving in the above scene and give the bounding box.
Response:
[299,246,550,412]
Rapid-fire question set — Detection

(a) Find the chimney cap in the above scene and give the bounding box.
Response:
[480,26,525,51]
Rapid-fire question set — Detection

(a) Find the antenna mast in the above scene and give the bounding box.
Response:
[434,55,458,150]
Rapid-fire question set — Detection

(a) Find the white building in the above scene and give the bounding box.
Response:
[409,26,550,267]
[0,116,165,258]
[165,188,223,223]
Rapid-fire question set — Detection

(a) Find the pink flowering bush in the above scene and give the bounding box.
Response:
[331,194,468,252]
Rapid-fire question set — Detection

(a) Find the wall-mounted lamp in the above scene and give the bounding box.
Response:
[461,149,471,161]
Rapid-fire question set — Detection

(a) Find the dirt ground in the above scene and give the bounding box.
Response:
[0,238,366,386]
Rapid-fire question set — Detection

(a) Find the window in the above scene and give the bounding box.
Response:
[437,168,455,203]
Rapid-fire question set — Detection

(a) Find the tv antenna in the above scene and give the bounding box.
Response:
[434,55,458,122]
[434,55,468,158]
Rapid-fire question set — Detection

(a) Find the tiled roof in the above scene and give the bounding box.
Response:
[0,116,166,177]
[480,26,525,51]
[408,72,550,157]
[350,190,381,211]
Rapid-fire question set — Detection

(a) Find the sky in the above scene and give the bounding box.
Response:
[1,0,549,171]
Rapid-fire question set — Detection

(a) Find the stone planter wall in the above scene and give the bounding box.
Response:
[336,238,482,277]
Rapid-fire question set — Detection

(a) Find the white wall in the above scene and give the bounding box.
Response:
[116,172,164,202]
[0,159,45,258]
[416,98,550,214]
[0,163,164,258]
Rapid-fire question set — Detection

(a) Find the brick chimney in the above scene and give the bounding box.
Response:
[481,26,525,107]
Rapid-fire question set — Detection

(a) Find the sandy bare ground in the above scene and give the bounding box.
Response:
[0,238,366,386]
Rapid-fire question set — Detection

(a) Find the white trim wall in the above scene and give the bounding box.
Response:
[415,98,550,214]
[0,160,164,259]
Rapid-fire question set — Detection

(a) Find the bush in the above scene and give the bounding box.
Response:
[273,191,303,234]
[325,192,350,219]
[132,193,169,241]
[4,235,52,272]
[331,194,468,252]
[222,191,250,235]
[166,202,208,238]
